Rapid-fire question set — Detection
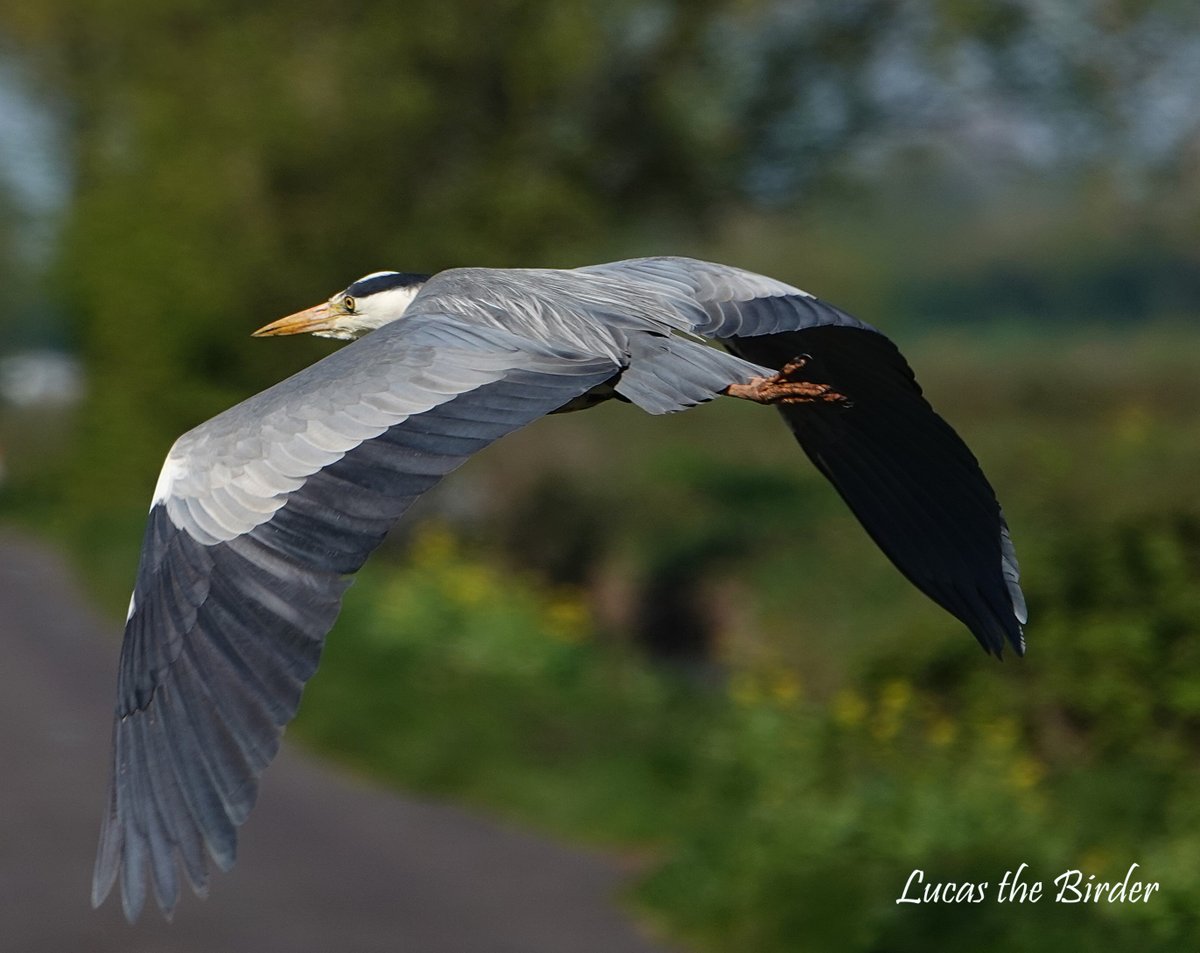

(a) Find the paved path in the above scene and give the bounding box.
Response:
[0,531,674,952]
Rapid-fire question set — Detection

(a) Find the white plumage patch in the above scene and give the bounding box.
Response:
[150,450,186,508]
[341,284,423,335]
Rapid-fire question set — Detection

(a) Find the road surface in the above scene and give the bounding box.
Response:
[0,530,675,952]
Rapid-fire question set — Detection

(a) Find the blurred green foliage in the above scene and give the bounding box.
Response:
[294,326,1200,950]
[3,2,1200,950]
[293,325,1200,952]
[4,0,1198,536]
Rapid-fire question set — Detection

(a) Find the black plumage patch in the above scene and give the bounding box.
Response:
[725,325,1025,658]
[344,271,431,298]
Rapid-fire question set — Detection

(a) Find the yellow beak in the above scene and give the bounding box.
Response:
[252,302,337,337]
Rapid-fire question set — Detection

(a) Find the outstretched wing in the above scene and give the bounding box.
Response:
[94,314,619,921]
[725,328,1025,658]
[576,257,1026,657]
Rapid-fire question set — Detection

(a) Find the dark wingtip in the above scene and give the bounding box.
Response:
[92,769,122,911]
[119,872,146,924]
[90,874,114,912]
[723,326,1030,667]
[977,612,1025,661]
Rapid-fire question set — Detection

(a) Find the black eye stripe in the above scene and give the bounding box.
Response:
[345,272,431,298]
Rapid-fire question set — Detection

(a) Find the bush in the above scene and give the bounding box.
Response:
[296,512,1200,952]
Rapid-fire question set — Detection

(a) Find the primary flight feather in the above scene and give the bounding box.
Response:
[94,256,1026,920]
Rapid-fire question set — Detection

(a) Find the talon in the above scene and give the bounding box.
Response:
[779,354,811,377]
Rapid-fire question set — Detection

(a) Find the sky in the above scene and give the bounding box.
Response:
[0,57,68,262]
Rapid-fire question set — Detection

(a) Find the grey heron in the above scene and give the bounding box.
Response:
[93,256,1026,921]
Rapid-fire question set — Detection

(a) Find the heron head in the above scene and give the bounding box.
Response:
[253,271,431,340]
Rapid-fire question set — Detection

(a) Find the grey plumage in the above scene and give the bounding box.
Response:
[94,256,1026,921]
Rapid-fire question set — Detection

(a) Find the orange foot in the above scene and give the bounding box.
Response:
[723,355,852,407]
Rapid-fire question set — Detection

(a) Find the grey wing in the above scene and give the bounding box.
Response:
[574,255,875,338]
[94,314,619,921]
[578,257,1027,658]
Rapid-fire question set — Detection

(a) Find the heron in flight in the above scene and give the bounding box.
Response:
[94,256,1025,920]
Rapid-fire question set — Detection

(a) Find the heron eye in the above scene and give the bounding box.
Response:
[342,295,357,313]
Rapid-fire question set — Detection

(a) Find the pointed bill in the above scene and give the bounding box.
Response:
[252,303,336,337]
